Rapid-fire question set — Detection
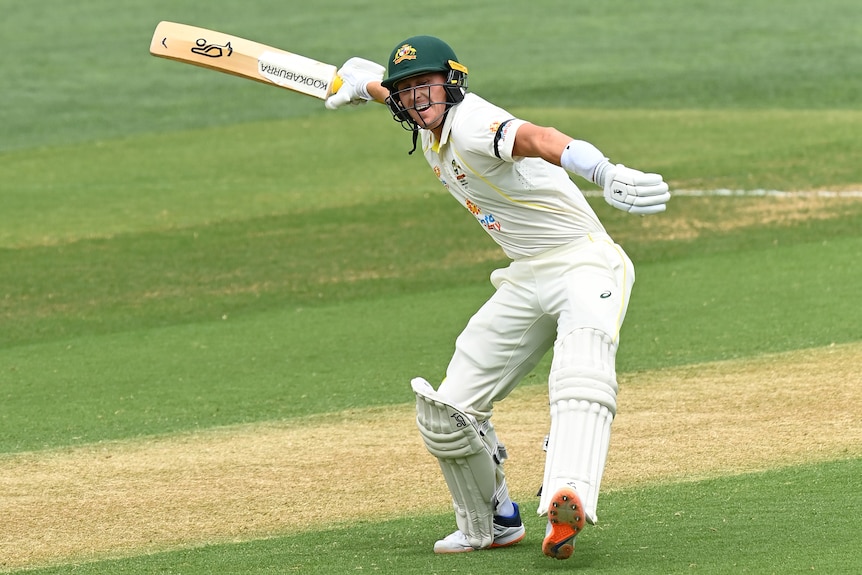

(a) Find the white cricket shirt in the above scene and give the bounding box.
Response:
[420,93,606,260]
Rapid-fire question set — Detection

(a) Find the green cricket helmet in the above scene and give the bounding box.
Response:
[382,36,468,152]
[381,35,468,93]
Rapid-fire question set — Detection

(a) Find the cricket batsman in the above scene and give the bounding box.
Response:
[325,36,670,560]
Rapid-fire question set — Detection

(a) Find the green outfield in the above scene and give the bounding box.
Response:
[2,0,861,573]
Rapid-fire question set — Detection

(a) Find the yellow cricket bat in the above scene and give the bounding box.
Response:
[149,21,343,99]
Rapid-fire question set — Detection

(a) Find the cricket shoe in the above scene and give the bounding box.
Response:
[433,503,526,553]
[542,486,586,560]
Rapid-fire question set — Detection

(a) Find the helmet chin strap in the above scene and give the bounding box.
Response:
[409,130,419,155]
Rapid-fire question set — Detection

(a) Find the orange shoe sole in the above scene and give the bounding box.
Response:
[490,529,525,549]
[542,487,586,560]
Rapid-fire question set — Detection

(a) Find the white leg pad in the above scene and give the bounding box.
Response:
[538,328,618,523]
[411,377,497,549]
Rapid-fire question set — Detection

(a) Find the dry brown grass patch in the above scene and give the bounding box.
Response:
[1,343,860,571]
[626,193,861,241]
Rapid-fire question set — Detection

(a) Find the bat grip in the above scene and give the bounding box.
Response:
[329,75,343,96]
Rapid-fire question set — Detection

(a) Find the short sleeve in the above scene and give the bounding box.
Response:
[490,118,527,162]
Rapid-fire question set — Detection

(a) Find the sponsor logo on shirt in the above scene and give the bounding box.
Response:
[465,199,502,231]
[497,120,514,143]
[451,160,469,189]
[433,165,449,189]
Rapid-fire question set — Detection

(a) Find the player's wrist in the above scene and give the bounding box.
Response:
[591,161,614,187]
[560,140,607,183]
[365,81,388,103]
[354,79,373,101]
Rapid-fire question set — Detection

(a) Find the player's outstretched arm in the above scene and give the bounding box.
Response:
[514,123,670,215]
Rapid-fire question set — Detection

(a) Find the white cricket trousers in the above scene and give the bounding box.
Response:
[438,232,635,420]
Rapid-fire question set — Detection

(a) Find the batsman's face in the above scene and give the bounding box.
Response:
[395,72,449,131]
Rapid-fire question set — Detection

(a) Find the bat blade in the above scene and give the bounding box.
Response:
[149,21,342,99]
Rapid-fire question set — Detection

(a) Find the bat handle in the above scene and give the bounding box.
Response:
[329,75,343,97]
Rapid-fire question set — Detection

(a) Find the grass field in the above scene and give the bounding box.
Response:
[2,0,861,573]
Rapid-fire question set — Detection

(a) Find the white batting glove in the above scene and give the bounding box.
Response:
[594,162,671,215]
[324,57,386,110]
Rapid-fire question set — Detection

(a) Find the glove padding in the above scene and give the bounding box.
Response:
[324,57,386,110]
[602,164,670,215]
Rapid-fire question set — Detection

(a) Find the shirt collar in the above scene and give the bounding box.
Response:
[429,101,460,151]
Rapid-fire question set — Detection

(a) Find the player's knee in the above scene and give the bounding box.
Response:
[412,378,484,457]
[550,328,618,414]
